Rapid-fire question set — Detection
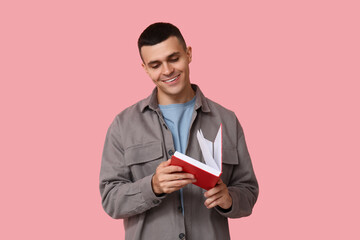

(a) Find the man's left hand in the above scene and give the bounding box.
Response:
[204,179,232,210]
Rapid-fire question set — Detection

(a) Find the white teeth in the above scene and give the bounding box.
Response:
[164,76,178,83]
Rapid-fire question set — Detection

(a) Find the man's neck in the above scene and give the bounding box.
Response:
[157,86,195,105]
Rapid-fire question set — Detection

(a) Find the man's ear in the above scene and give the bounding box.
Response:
[186,46,192,63]
[142,62,149,75]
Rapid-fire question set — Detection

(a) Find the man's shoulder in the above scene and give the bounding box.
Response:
[205,97,236,117]
[107,96,152,134]
[115,97,150,120]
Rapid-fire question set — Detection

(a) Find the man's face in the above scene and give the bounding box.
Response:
[141,36,192,102]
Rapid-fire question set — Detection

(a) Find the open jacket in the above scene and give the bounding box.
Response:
[99,85,259,240]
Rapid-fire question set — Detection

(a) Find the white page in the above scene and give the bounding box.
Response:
[213,125,222,171]
[197,130,219,171]
[199,129,213,156]
[173,151,221,176]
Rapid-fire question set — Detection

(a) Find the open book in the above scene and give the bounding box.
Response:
[170,124,222,190]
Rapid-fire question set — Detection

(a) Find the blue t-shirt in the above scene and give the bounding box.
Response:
[159,96,196,215]
[159,96,196,154]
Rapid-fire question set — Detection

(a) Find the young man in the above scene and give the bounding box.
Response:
[100,22,258,240]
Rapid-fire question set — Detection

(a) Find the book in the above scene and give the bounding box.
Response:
[170,124,222,190]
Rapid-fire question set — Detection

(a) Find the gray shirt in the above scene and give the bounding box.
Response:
[99,85,259,240]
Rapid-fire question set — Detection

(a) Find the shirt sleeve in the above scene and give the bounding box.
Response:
[215,116,259,218]
[99,116,166,219]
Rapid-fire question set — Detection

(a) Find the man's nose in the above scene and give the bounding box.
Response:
[162,63,174,76]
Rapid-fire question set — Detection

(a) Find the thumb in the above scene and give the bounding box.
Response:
[160,158,172,167]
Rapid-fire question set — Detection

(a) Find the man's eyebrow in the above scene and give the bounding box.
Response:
[147,52,181,66]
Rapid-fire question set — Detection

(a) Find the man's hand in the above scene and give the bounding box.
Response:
[152,159,196,195]
[204,179,232,210]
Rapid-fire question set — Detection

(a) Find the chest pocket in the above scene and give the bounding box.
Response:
[124,141,164,181]
[221,146,238,185]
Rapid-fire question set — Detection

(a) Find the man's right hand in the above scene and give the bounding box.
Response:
[151,159,196,195]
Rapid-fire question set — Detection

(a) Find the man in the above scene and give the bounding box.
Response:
[100,22,258,240]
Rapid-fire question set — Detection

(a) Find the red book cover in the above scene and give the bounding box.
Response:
[171,153,221,190]
[170,125,222,190]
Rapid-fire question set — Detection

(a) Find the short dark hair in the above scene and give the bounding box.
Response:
[138,22,187,60]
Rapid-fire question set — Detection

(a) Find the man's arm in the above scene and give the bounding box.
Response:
[99,118,159,219]
[204,116,259,218]
[99,117,195,219]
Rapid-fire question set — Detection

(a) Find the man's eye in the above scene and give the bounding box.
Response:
[151,65,160,69]
[169,58,179,62]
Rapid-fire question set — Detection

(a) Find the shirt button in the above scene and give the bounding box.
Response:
[179,233,185,239]
[168,150,174,156]
[178,206,183,213]
[153,199,160,204]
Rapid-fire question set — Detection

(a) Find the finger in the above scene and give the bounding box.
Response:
[158,164,183,173]
[160,179,196,193]
[167,173,195,181]
[204,194,223,209]
[158,159,172,168]
[169,178,196,187]
[158,173,195,183]
[206,198,222,209]
[204,183,224,198]
[204,187,232,209]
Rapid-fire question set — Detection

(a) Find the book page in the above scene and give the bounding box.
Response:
[197,130,219,171]
[199,129,213,155]
[213,125,222,171]
[173,151,221,176]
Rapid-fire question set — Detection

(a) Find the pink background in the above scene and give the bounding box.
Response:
[1,0,359,239]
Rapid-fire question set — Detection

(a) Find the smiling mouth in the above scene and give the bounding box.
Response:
[162,74,180,83]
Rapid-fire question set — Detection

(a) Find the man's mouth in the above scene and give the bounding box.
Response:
[162,74,180,83]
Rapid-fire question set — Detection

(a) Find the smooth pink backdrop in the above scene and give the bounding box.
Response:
[1,0,359,239]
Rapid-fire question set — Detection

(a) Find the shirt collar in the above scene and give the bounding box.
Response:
[140,84,210,113]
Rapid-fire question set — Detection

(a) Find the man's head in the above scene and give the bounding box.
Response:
[138,22,194,105]
[138,22,187,61]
